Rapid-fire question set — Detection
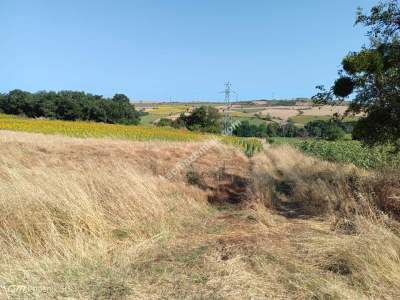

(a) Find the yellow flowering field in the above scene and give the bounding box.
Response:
[142,104,192,115]
[0,114,263,155]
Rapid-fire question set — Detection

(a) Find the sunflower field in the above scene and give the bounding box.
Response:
[0,114,263,156]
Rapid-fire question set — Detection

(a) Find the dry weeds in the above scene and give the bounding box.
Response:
[0,131,399,299]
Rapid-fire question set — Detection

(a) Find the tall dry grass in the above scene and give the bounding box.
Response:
[248,145,400,298]
[250,145,400,222]
[0,132,216,298]
[0,131,399,299]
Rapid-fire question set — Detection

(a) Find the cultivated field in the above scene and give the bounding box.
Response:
[0,130,399,299]
[271,137,400,169]
[137,100,357,126]
[136,103,194,124]
[0,114,263,156]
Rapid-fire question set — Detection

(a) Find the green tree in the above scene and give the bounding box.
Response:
[32,91,57,118]
[233,121,258,137]
[172,113,187,128]
[175,106,222,133]
[1,89,33,115]
[157,118,174,127]
[0,89,140,125]
[313,0,400,148]
[112,93,130,103]
[305,119,345,141]
[0,93,5,113]
[266,122,279,137]
[277,120,298,137]
[233,121,302,138]
[55,94,81,121]
[88,101,109,123]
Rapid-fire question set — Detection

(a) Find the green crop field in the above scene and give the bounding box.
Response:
[271,137,400,169]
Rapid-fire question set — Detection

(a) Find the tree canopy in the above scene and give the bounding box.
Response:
[167,106,222,133]
[232,119,349,141]
[0,90,141,125]
[313,0,400,148]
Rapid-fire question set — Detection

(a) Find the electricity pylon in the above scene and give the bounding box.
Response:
[222,82,238,135]
[222,82,234,135]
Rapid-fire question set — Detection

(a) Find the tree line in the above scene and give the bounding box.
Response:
[232,119,352,141]
[0,90,141,125]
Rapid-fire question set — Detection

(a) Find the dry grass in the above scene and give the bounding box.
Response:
[250,145,400,221]
[0,131,399,299]
[257,105,354,121]
[300,105,349,116]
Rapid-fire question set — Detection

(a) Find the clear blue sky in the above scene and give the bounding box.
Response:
[0,0,377,101]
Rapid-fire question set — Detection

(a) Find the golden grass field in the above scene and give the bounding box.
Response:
[0,130,399,299]
[258,105,350,121]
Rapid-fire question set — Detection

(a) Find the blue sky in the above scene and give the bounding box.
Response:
[0,0,377,101]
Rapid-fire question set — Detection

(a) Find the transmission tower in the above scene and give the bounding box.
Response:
[222,82,233,135]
